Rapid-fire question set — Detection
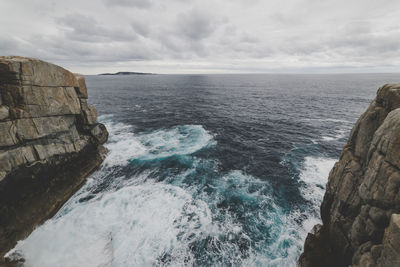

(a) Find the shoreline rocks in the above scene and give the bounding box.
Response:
[300,84,400,266]
[0,56,108,262]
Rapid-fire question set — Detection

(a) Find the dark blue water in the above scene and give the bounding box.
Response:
[8,74,399,266]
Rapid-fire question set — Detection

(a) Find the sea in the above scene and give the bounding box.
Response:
[6,73,400,266]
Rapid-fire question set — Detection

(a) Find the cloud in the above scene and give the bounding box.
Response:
[0,0,399,73]
[176,9,217,41]
[104,0,152,8]
[131,19,151,37]
[57,14,138,42]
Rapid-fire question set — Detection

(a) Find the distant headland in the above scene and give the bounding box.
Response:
[99,71,156,75]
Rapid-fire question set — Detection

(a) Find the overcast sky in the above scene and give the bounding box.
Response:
[1,0,400,74]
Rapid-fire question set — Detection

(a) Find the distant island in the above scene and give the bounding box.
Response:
[99,71,156,75]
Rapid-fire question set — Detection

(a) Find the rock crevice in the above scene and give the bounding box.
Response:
[0,56,108,260]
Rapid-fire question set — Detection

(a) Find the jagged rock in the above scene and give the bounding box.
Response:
[377,214,400,266]
[0,121,18,146]
[0,105,9,120]
[82,104,98,125]
[300,84,400,267]
[0,56,108,262]
[73,73,88,98]
[90,123,108,144]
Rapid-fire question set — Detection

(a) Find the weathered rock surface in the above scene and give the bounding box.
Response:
[0,56,108,262]
[299,84,400,267]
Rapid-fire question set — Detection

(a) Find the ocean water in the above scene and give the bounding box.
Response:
[6,73,400,266]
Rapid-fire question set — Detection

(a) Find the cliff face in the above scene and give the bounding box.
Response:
[300,84,400,266]
[0,56,108,259]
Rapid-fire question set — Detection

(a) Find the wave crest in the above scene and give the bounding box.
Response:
[102,116,215,166]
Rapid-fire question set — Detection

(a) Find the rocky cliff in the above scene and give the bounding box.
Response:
[0,56,108,261]
[300,84,400,266]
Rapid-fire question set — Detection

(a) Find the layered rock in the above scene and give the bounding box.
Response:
[300,84,400,266]
[0,56,108,260]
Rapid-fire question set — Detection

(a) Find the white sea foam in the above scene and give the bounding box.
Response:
[265,155,337,266]
[299,157,336,210]
[103,122,147,166]
[305,118,351,124]
[321,128,348,142]
[6,172,268,267]
[303,116,351,143]
[7,181,213,267]
[137,125,215,161]
[6,164,306,266]
[102,117,215,166]
[295,156,336,250]
[5,119,220,266]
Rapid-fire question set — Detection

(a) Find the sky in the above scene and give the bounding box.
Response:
[1,0,400,74]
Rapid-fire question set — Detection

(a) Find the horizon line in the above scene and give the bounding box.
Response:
[85,72,400,76]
